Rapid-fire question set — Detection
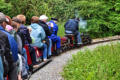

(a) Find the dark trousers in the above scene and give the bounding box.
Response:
[29,45,37,65]
[8,62,18,80]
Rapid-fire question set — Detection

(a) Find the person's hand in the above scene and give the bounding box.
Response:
[43,40,46,43]
[28,27,32,33]
[51,23,54,27]
[18,74,22,80]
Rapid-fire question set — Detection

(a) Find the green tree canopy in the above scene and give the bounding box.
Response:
[1,0,120,38]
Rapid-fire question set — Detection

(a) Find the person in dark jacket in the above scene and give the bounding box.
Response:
[0,30,15,80]
[38,15,52,37]
[11,19,29,67]
[14,16,39,68]
[64,18,82,44]
[16,15,32,45]
[0,12,18,80]
[12,17,25,54]
[38,15,52,57]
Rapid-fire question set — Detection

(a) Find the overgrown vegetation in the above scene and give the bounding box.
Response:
[1,0,120,38]
[57,22,65,37]
[62,42,120,80]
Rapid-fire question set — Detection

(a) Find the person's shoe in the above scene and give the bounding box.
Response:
[56,49,61,55]
[22,74,28,80]
[77,42,83,47]
[52,52,57,56]
[48,55,51,59]
[33,64,39,68]
[18,74,22,80]
[77,42,82,45]
[43,59,47,62]
[33,62,40,65]
[27,71,32,79]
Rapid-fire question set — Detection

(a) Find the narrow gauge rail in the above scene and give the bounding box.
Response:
[27,35,120,80]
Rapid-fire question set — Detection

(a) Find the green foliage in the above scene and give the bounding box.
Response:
[1,0,120,38]
[57,22,65,37]
[0,0,12,16]
[62,42,120,80]
[9,0,74,24]
[73,0,120,38]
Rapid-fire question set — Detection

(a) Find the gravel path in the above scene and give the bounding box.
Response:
[30,40,119,80]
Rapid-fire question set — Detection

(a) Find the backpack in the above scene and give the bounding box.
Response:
[17,26,32,45]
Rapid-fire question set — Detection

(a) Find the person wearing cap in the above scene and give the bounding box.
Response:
[9,20,23,80]
[0,30,15,80]
[64,18,82,45]
[38,15,52,36]
[0,12,18,80]
[11,18,24,49]
[12,18,32,79]
[30,16,48,61]
[47,18,61,54]
[38,15,52,57]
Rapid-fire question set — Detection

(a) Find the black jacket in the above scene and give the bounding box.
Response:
[0,31,14,76]
[38,20,52,37]
[17,25,32,47]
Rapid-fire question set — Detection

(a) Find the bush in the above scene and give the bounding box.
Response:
[1,0,120,38]
[62,42,120,80]
[0,0,12,16]
[57,22,65,37]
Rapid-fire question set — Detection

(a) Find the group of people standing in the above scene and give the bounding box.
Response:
[0,12,61,80]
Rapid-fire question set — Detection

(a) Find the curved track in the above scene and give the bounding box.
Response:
[30,36,120,80]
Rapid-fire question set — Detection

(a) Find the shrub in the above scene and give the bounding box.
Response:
[0,0,12,16]
[1,0,120,38]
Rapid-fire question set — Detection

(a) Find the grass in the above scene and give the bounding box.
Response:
[57,22,65,37]
[62,42,120,80]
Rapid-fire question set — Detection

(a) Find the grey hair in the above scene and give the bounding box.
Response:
[0,12,6,23]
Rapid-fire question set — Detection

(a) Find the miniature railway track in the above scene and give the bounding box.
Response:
[29,35,120,80]
[89,35,120,45]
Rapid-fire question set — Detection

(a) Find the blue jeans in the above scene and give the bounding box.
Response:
[43,43,47,59]
[76,31,82,44]
[22,48,29,70]
[0,56,3,80]
[48,39,52,56]
[56,36,61,49]
[52,36,61,49]
[65,30,82,44]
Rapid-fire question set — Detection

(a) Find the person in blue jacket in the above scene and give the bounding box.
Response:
[64,18,82,45]
[0,12,18,80]
[47,18,61,54]
[30,16,48,61]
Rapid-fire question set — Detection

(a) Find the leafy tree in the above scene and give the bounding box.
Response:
[0,0,12,16]
[1,0,120,38]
